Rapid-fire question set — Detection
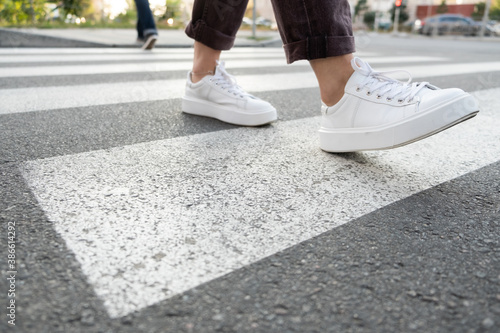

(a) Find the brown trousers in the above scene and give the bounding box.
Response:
[185,0,355,64]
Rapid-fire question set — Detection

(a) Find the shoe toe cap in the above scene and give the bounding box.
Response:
[418,87,467,110]
[418,87,479,124]
[245,97,276,113]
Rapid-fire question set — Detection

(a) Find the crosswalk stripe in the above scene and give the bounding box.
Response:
[2,61,499,115]
[0,48,378,55]
[0,78,187,115]
[0,51,286,63]
[0,48,198,55]
[0,56,453,78]
[0,59,290,77]
[20,87,500,318]
[0,53,447,64]
[7,48,499,318]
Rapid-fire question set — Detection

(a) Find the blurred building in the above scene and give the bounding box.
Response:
[412,0,478,21]
[95,0,485,26]
[365,0,480,22]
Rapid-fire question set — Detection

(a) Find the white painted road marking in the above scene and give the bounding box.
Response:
[1,61,498,115]
[0,51,284,63]
[0,56,453,78]
[21,88,500,318]
[0,52,445,64]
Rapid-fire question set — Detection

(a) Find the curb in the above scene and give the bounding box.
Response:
[0,28,107,48]
[0,28,283,48]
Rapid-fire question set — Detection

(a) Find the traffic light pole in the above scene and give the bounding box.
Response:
[393,7,401,34]
[252,0,257,39]
[479,0,492,38]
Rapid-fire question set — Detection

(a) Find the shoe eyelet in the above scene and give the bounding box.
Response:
[376,95,382,99]
[366,91,372,96]
[356,87,361,92]
[398,99,404,104]
[386,97,393,102]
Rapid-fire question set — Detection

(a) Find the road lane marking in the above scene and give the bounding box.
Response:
[1,61,498,115]
[0,51,285,63]
[0,56,449,77]
[0,48,376,55]
[20,88,500,317]
[0,52,442,64]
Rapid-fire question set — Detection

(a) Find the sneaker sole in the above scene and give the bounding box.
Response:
[141,35,157,50]
[182,96,277,127]
[319,94,479,152]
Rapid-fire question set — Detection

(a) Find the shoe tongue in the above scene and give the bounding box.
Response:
[343,57,373,92]
[215,66,223,76]
[344,69,368,92]
[351,57,373,75]
[345,57,436,98]
[215,61,227,76]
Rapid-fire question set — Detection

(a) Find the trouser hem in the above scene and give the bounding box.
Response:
[283,35,356,64]
[185,20,236,50]
[143,29,158,36]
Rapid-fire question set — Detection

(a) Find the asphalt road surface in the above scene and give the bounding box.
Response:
[1,34,500,333]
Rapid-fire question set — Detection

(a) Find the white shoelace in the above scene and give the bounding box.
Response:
[210,61,252,99]
[353,57,429,103]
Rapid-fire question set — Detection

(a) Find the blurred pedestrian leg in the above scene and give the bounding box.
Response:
[134,0,158,50]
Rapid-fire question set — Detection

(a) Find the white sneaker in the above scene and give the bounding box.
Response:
[182,61,277,126]
[319,57,479,152]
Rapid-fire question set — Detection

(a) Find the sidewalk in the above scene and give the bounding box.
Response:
[0,27,283,48]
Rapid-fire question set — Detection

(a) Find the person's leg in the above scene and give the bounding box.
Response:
[185,0,248,51]
[186,0,247,82]
[191,41,221,83]
[182,0,277,126]
[135,0,157,37]
[270,0,355,64]
[310,55,354,107]
[270,0,479,152]
[134,0,158,49]
[270,0,355,107]
[136,17,144,40]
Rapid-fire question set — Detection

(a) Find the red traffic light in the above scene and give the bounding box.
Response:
[395,0,402,6]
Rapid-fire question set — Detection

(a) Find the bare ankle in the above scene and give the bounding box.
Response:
[310,54,354,107]
[321,90,345,107]
[190,70,214,83]
[191,41,221,83]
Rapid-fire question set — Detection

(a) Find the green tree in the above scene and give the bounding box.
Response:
[473,0,500,20]
[164,0,182,20]
[354,0,368,21]
[390,4,409,23]
[114,8,137,25]
[0,0,46,25]
[58,0,91,18]
[437,0,448,14]
[81,1,99,23]
[363,11,376,29]
[472,2,485,20]
[491,2,500,20]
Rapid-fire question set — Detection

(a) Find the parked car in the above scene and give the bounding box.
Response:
[255,17,273,28]
[493,22,500,36]
[413,19,423,34]
[466,20,497,37]
[377,20,392,31]
[421,14,478,36]
[241,16,276,30]
[477,20,498,36]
